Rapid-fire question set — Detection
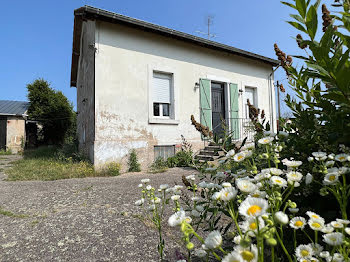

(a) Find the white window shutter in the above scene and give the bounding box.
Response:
[153,73,171,103]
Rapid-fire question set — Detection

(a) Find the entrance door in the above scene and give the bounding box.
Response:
[211,82,225,138]
[0,117,7,150]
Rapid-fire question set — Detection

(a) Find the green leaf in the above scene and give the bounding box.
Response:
[287,21,308,33]
[296,0,307,18]
[290,14,305,23]
[306,5,318,40]
[281,1,297,9]
[314,0,321,9]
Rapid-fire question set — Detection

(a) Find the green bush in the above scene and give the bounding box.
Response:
[100,162,121,176]
[149,157,168,173]
[128,149,141,172]
[0,149,12,155]
[167,151,193,168]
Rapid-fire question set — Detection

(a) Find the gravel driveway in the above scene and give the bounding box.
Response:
[0,156,196,262]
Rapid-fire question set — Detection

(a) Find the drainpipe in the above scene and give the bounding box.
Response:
[268,66,280,132]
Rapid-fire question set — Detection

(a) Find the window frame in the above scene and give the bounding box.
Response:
[148,66,179,125]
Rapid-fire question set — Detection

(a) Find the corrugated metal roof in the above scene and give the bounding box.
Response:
[0,100,29,116]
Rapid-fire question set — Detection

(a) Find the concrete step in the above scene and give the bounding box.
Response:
[204,146,221,151]
[195,155,215,161]
[199,150,220,156]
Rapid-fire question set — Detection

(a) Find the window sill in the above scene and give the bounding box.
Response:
[149,118,179,125]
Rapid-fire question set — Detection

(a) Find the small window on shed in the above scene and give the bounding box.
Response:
[154,145,175,160]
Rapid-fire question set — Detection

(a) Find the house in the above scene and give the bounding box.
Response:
[0,100,29,153]
[70,6,279,170]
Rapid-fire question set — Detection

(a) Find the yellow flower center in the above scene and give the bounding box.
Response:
[311,215,319,219]
[252,194,259,197]
[263,139,269,143]
[276,179,282,183]
[249,222,257,230]
[301,250,309,257]
[247,205,262,216]
[295,221,304,227]
[329,175,336,181]
[224,192,229,197]
[312,222,321,228]
[241,250,254,261]
[238,155,244,160]
[339,156,345,160]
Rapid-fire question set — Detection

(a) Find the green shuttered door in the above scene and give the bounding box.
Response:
[199,79,212,139]
[230,83,240,140]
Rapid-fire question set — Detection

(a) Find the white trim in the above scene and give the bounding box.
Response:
[206,74,231,83]
[148,65,179,124]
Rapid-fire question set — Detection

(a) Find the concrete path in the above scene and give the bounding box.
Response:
[0,162,196,262]
[0,155,22,180]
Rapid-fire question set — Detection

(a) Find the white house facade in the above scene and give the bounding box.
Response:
[70,6,279,170]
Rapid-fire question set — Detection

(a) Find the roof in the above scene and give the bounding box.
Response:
[0,100,29,116]
[71,5,279,87]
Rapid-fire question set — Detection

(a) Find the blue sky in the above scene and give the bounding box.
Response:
[1,0,304,115]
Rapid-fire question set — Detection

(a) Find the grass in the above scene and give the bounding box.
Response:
[6,146,121,181]
[0,207,28,218]
[0,149,12,155]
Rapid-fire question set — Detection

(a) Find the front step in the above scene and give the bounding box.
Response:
[195,143,225,162]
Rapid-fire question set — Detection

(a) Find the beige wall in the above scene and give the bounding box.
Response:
[6,117,25,154]
[89,21,276,170]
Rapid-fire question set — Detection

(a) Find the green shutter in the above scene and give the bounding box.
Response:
[199,79,212,140]
[230,83,240,140]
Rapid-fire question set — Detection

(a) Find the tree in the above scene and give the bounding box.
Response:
[27,79,75,145]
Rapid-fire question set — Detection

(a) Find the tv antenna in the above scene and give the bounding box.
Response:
[196,15,217,40]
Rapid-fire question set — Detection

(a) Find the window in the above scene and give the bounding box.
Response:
[152,72,173,118]
[154,145,175,160]
[244,87,256,118]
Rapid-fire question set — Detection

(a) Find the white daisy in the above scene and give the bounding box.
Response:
[171,195,180,201]
[329,253,344,262]
[269,168,283,176]
[138,183,143,188]
[312,152,327,158]
[308,219,324,231]
[290,217,307,230]
[241,143,255,151]
[193,249,207,258]
[250,190,267,198]
[275,211,289,225]
[288,208,299,214]
[219,187,238,202]
[322,232,343,246]
[286,171,303,182]
[325,160,335,167]
[258,136,274,145]
[336,218,350,225]
[345,227,350,235]
[168,211,186,227]
[222,251,243,262]
[159,184,169,190]
[237,179,257,193]
[307,243,323,256]
[234,152,247,162]
[198,181,207,188]
[323,173,339,185]
[240,217,265,236]
[263,131,276,137]
[226,149,235,158]
[186,174,196,181]
[283,160,303,168]
[270,176,288,188]
[211,192,221,201]
[238,197,269,218]
[321,224,334,233]
[319,251,330,258]
[234,244,258,262]
[308,157,314,162]
[295,244,314,259]
[330,221,343,229]
[134,198,144,206]
[335,153,349,162]
[204,231,222,249]
[222,182,232,188]
[141,179,150,183]
[306,212,324,223]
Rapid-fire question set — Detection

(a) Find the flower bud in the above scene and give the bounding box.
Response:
[266,238,277,246]
[186,242,194,250]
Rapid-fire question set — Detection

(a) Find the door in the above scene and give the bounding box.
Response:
[0,117,7,150]
[244,87,256,118]
[211,82,225,138]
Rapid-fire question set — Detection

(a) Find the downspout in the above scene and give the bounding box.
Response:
[268,65,280,132]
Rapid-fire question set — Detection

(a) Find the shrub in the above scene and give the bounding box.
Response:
[149,157,168,173]
[0,149,12,155]
[167,151,193,168]
[128,149,141,172]
[101,162,121,176]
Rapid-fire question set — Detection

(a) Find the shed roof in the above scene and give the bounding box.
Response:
[0,100,29,116]
[71,5,279,87]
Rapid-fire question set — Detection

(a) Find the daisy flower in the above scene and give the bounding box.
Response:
[234,244,258,262]
[305,173,313,185]
[323,173,339,185]
[222,182,232,188]
[322,232,344,246]
[290,217,307,230]
[219,187,238,202]
[270,176,287,188]
[226,149,235,158]
[283,160,303,168]
[295,244,314,259]
[222,251,243,262]
[270,168,283,176]
[336,218,350,225]
[288,208,299,214]
[308,219,324,231]
[134,198,144,206]
[321,224,334,234]
[286,171,303,182]
[233,152,247,162]
[258,136,274,145]
[141,179,150,183]
[211,192,221,201]
[186,174,196,181]
[168,210,186,227]
[193,249,207,258]
[330,221,344,229]
[171,195,180,201]
[250,190,267,198]
[237,180,257,193]
[345,227,350,235]
[238,197,269,218]
[307,243,323,256]
[275,211,289,225]
[159,184,169,190]
[240,217,265,236]
[204,231,222,249]
[335,153,349,162]
[312,152,327,158]
[306,212,324,222]
[241,143,255,151]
